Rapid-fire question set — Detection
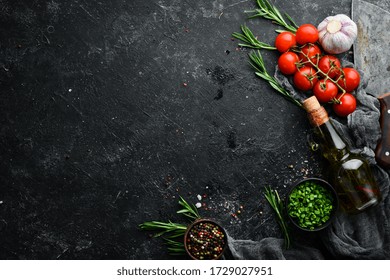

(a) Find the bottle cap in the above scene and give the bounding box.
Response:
[303,96,321,112]
[303,96,329,126]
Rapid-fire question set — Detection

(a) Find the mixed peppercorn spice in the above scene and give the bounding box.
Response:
[185,221,226,260]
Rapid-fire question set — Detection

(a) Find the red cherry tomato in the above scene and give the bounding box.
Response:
[298,44,322,65]
[275,31,296,53]
[337,68,360,92]
[278,52,299,75]
[313,79,338,103]
[295,24,319,45]
[318,55,341,79]
[333,93,357,117]
[293,66,318,91]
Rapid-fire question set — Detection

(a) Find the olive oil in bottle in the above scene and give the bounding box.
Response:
[303,96,381,214]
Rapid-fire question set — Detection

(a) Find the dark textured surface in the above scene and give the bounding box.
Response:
[0,0,365,259]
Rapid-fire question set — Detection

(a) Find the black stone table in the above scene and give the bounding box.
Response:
[1,0,387,260]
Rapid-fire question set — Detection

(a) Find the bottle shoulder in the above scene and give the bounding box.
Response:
[337,152,370,170]
[341,157,364,170]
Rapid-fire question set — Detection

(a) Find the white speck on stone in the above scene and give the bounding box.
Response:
[197,194,202,201]
[385,151,390,156]
[195,202,202,208]
[0,201,3,204]
[68,88,72,92]
[205,186,209,189]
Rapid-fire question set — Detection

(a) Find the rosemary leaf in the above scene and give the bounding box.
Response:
[166,231,188,239]
[165,239,185,248]
[165,238,186,255]
[139,221,187,238]
[254,72,270,81]
[167,249,186,255]
[285,12,299,29]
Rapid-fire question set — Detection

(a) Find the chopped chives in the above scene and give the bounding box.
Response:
[287,181,334,230]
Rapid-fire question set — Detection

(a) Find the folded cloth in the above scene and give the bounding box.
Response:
[227,236,324,259]
[227,66,390,260]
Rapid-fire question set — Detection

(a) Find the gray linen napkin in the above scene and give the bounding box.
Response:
[227,66,390,259]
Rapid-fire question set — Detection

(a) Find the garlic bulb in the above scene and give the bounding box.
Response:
[317,14,357,54]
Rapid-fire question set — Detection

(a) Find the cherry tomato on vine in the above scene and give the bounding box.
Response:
[318,55,341,79]
[275,31,296,53]
[337,68,360,92]
[295,24,319,45]
[313,79,338,103]
[293,66,318,91]
[333,93,357,117]
[298,44,322,65]
[278,52,299,75]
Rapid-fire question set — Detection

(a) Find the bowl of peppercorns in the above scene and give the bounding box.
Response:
[286,178,339,231]
[184,219,227,260]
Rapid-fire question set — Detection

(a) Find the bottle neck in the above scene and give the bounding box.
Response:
[307,106,329,127]
[303,97,350,162]
[314,119,349,162]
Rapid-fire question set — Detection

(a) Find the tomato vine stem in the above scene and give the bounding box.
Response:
[294,43,347,102]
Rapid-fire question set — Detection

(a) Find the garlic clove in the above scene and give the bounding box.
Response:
[322,32,350,54]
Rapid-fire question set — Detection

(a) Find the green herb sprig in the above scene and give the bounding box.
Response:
[165,239,187,255]
[247,0,298,33]
[139,221,187,238]
[264,186,291,249]
[232,25,276,50]
[248,50,302,108]
[177,196,201,220]
[139,196,201,255]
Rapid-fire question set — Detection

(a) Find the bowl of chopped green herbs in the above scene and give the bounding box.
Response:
[286,178,339,231]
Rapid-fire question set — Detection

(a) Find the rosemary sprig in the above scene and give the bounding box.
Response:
[177,195,201,220]
[264,186,291,249]
[247,0,298,33]
[165,239,186,255]
[139,221,187,253]
[139,197,201,255]
[248,50,302,107]
[139,221,187,238]
[232,25,276,50]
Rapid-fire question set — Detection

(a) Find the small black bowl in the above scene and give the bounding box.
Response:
[184,218,227,260]
[286,178,339,232]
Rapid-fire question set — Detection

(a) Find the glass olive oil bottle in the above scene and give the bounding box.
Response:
[303,96,381,214]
